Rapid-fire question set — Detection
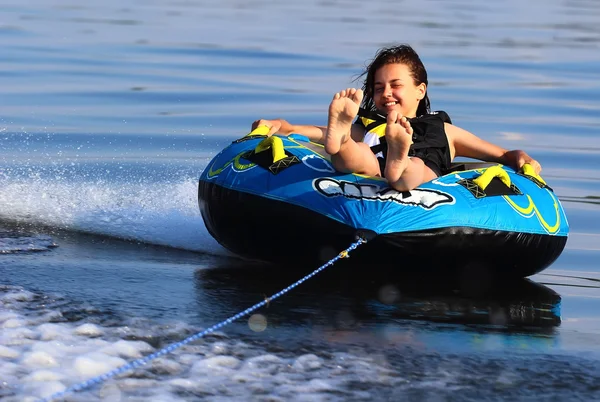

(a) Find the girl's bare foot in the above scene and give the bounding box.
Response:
[325,88,363,154]
[384,110,414,182]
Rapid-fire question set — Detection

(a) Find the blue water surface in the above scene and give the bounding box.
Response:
[1,0,600,401]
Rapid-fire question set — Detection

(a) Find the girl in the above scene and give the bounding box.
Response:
[252,44,541,191]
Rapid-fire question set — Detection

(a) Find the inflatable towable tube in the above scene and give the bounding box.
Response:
[198,127,569,279]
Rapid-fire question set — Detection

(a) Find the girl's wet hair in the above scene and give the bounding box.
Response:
[358,44,430,117]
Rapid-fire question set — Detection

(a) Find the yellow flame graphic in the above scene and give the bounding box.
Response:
[502,192,561,234]
[207,153,255,178]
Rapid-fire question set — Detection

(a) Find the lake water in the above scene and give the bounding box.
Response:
[2,0,600,400]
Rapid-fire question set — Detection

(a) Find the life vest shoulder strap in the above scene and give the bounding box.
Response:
[360,117,386,134]
[358,109,452,156]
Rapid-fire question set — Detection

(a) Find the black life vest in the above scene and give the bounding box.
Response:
[355,109,452,177]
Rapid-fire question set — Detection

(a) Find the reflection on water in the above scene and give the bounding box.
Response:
[562,195,600,206]
[366,278,561,330]
[194,260,562,335]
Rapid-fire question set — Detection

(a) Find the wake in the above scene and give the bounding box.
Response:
[0,175,230,256]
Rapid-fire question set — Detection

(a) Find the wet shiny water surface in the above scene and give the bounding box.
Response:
[2,0,600,400]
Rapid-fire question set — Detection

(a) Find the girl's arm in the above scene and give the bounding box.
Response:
[251,118,366,144]
[445,123,541,173]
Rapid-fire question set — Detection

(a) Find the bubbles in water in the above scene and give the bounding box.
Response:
[248,314,268,332]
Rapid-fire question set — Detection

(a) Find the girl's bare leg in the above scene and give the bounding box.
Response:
[384,111,414,183]
[384,111,436,190]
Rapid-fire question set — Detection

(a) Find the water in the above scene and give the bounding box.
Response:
[2,0,600,400]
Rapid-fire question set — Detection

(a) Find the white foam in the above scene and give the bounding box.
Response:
[2,327,38,346]
[167,376,218,398]
[210,341,229,355]
[99,339,154,359]
[168,378,198,389]
[74,323,104,338]
[146,394,188,402]
[38,323,71,341]
[1,361,20,377]
[72,354,128,378]
[241,354,283,374]
[292,354,323,371]
[294,378,337,393]
[2,289,36,303]
[150,358,183,375]
[0,285,474,401]
[30,311,65,326]
[117,378,160,392]
[2,318,27,329]
[24,381,66,401]
[0,344,20,359]
[97,382,123,402]
[21,369,66,383]
[191,355,241,375]
[177,351,205,366]
[22,351,60,368]
[32,337,112,362]
[0,311,20,323]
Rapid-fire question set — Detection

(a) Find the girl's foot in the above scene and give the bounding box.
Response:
[325,88,363,154]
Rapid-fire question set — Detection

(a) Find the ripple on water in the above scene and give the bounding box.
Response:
[0,230,57,254]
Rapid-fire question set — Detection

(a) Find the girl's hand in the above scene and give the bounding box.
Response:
[503,150,542,174]
[251,119,286,136]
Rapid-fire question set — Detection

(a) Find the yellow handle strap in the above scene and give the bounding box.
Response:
[521,163,546,185]
[247,125,271,137]
[472,165,511,191]
[254,136,287,163]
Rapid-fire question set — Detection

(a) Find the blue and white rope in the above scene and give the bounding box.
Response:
[39,237,366,402]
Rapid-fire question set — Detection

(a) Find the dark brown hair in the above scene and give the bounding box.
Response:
[358,44,430,117]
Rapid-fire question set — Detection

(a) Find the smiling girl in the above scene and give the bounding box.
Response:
[252,44,541,191]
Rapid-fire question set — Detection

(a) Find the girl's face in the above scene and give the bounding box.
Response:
[373,63,426,118]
